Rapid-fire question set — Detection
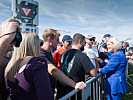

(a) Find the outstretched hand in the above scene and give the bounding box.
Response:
[75,81,86,90]
[95,57,103,63]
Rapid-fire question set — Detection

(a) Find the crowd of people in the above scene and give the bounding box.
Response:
[0,18,133,100]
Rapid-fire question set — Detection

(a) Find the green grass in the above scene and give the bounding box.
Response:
[122,62,133,100]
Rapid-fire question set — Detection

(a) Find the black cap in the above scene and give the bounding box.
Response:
[62,35,72,41]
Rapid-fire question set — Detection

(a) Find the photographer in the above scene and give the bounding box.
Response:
[0,18,20,66]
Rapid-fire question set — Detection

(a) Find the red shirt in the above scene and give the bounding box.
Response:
[53,47,66,70]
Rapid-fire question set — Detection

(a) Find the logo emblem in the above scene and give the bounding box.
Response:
[21,6,31,16]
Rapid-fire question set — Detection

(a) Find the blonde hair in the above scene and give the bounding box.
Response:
[42,28,60,42]
[107,37,122,50]
[5,31,40,82]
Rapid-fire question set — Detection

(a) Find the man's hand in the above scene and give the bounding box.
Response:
[95,57,103,63]
[75,81,86,90]
[0,18,20,42]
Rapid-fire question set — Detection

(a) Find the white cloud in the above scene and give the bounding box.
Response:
[58,13,71,20]
[0,2,10,9]
[78,16,88,25]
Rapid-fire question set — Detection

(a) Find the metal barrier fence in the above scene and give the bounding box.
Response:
[59,73,106,100]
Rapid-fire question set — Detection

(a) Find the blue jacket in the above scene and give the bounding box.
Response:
[100,49,127,94]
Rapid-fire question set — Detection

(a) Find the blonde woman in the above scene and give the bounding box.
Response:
[96,37,127,100]
[5,31,53,100]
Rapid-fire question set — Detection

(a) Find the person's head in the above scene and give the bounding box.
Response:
[85,35,95,48]
[103,34,111,43]
[5,31,40,82]
[122,42,129,49]
[42,28,60,49]
[101,43,108,52]
[62,35,72,49]
[72,33,85,51]
[128,47,133,55]
[107,37,122,53]
[102,43,107,49]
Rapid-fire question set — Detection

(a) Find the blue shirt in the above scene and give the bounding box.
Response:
[107,52,113,60]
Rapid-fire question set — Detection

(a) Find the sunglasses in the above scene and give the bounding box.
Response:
[66,41,72,45]
[89,38,95,41]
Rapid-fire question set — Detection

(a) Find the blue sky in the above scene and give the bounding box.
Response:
[0,0,133,42]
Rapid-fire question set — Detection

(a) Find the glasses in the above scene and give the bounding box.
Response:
[66,41,72,45]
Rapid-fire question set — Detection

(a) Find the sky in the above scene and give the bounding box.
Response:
[0,0,133,43]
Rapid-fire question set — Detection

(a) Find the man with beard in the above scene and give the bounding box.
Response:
[83,35,99,68]
[57,33,98,99]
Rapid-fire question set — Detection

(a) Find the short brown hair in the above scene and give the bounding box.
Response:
[72,33,85,45]
[42,28,60,42]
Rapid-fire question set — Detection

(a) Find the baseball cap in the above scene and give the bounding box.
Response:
[87,35,96,41]
[103,34,111,38]
[62,35,72,41]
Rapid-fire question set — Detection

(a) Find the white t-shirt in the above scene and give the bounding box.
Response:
[83,47,99,67]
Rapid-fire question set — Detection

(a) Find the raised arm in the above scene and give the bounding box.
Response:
[0,18,20,65]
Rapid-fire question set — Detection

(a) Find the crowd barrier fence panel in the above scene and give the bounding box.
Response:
[59,73,106,100]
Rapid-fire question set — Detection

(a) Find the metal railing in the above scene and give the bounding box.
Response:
[59,73,106,100]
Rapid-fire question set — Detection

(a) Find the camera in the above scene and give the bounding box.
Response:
[12,31,22,47]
